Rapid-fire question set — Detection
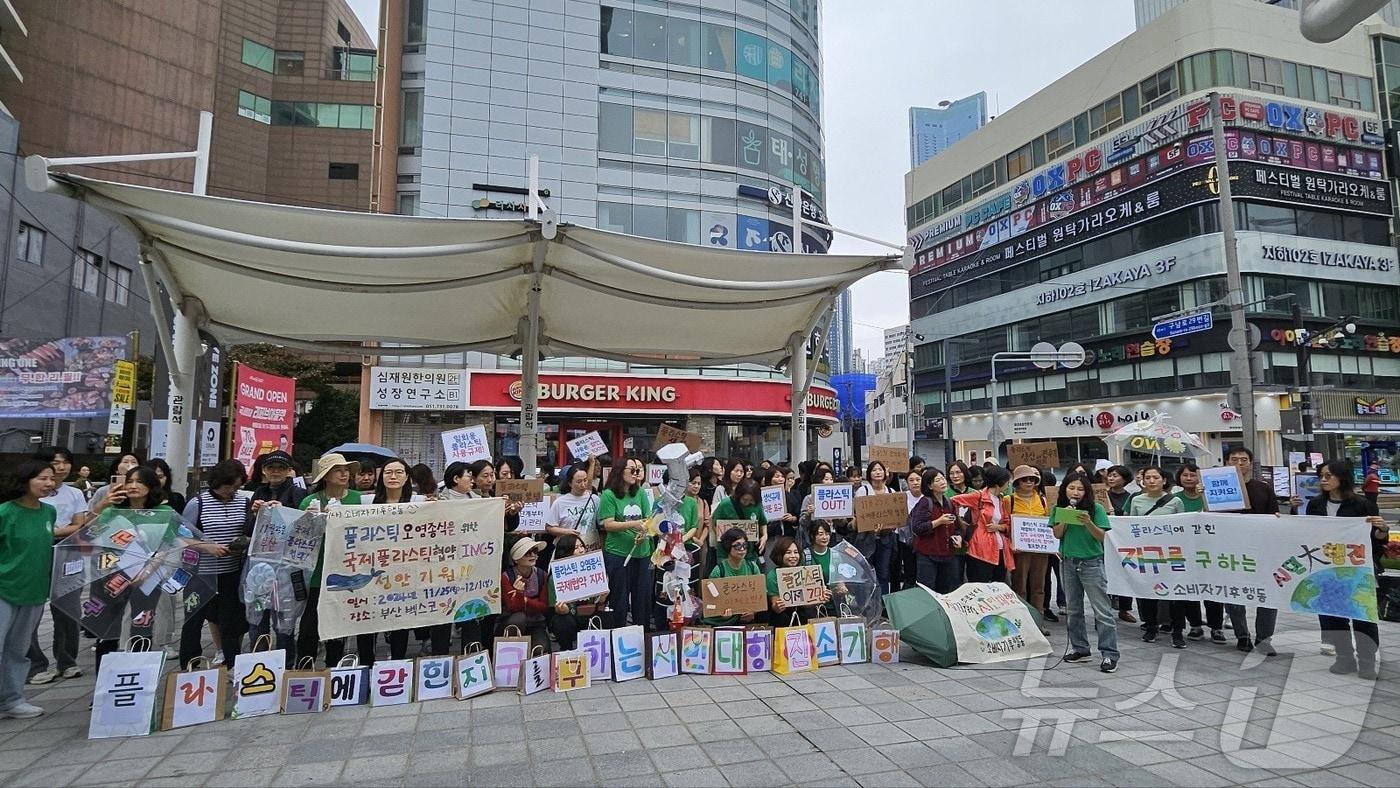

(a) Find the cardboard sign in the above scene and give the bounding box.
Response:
[231,649,286,719]
[552,650,590,693]
[813,484,854,519]
[1201,466,1249,511]
[868,445,909,473]
[90,650,165,738]
[371,660,415,706]
[774,565,826,607]
[161,667,226,730]
[854,492,907,533]
[328,664,369,707]
[653,423,703,453]
[713,627,747,675]
[1006,441,1060,472]
[646,464,666,486]
[648,631,679,679]
[611,625,646,682]
[455,652,495,699]
[715,519,760,543]
[497,478,544,504]
[744,628,772,672]
[1010,515,1059,554]
[566,431,608,461]
[701,574,768,615]
[760,485,786,521]
[415,657,455,701]
[1092,483,1113,513]
[441,424,491,463]
[550,550,609,604]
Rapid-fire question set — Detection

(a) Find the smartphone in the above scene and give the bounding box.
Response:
[109,475,121,488]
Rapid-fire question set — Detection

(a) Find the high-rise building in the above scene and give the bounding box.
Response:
[906,0,1398,469]
[365,0,840,469]
[828,289,853,374]
[1135,0,1400,29]
[908,92,987,168]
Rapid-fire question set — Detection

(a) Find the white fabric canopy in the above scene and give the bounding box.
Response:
[57,175,902,366]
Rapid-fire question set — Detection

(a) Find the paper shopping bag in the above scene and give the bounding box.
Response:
[872,619,901,665]
[773,618,816,675]
[519,648,553,695]
[328,655,370,707]
[837,616,869,664]
[454,646,495,699]
[680,626,713,674]
[577,618,613,681]
[648,631,679,680]
[492,626,532,691]
[415,656,455,702]
[809,616,841,666]
[90,644,165,738]
[712,627,746,675]
[610,625,646,682]
[230,636,286,719]
[281,657,331,715]
[371,659,415,706]
[744,626,772,673]
[160,658,226,731]
[552,649,590,692]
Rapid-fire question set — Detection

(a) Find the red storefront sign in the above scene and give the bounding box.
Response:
[468,371,839,420]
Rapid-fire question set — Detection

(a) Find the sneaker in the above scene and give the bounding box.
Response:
[1118,610,1137,624]
[61,667,83,679]
[1236,638,1254,653]
[1057,606,1068,616]
[1329,659,1358,675]
[1255,639,1277,657]
[1159,623,1173,633]
[1187,627,1204,641]
[0,702,44,719]
[1100,658,1118,673]
[209,653,224,667]
[1321,643,1337,657]
[1063,651,1092,663]
[1172,633,1187,649]
[1142,630,1157,643]
[26,669,58,686]
[1210,628,1226,644]
[1042,609,1060,623]
[1359,663,1378,680]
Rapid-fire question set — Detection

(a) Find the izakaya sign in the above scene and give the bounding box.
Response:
[471,372,839,419]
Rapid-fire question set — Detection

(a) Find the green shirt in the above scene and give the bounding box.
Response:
[705,558,759,626]
[710,497,766,560]
[808,547,832,584]
[1053,503,1110,560]
[0,501,57,606]
[1175,492,1205,512]
[300,489,363,587]
[599,487,653,558]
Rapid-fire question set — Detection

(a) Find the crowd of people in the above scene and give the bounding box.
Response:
[0,444,1388,720]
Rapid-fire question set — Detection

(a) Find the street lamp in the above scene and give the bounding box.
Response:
[1291,301,1359,457]
[988,342,1088,463]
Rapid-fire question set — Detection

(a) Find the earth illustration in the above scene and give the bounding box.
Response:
[974,614,1020,640]
[1290,566,1378,622]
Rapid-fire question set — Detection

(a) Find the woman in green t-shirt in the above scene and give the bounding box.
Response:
[766,536,829,624]
[710,479,768,564]
[704,527,760,626]
[1051,472,1119,674]
[297,453,362,667]
[0,460,58,718]
[599,456,653,627]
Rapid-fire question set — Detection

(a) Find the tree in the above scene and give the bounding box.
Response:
[226,344,335,394]
[135,355,155,401]
[292,386,359,471]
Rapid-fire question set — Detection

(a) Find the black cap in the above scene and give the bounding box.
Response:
[260,450,294,468]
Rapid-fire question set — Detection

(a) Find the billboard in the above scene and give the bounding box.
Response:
[0,336,128,418]
[231,363,295,472]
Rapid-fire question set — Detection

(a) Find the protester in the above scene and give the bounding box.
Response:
[1304,459,1388,678]
[856,461,900,594]
[1101,464,1140,623]
[910,468,966,593]
[893,468,922,592]
[946,461,975,587]
[298,454,362,667]
[1006,465,1051,633]
[952,466,1015,583]
[0,460,58,718]
[501,538,550,654]
[89,452,142,505]
[798,466,853,548]
[967,464,985,490]
[599,456,653,627]
[767,536,827,622]
[699,457,723,510]
[178,460,250,669]
[143,458,186,515]
[370,457,433,660]
[439,462,477,500]
[762,467,799,540]
[546,460,600,548]
[549,534,609,650]
[73,465,94,500]
[846,465,863,484]
[354,459,379,492]
[1217,448,1280,654]
[711,479,768,564]
[409,463,438,497]
[25,449,87,685]
[242,450,304,655]
[712,459,745,510]
[1363,463,1382,505]
[704,527,760,626]
[1129,466,1188,648]
[783,466,803,529]
[469,460,496,497]
[1051,472,1119,673]
[1171,464,1208,641]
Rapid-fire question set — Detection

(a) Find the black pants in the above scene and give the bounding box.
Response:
[1140,598,1187,635]
[916,555,960,594]
[297,587,324,666]
[1117,595,1135,613]
[551,611,615,651]
[1043,555,1066,610]
[1320,614,1379,665]
[94,586,160,674]
[965,557,1007,584]
[890,542,918,593]
[179,572,245,669]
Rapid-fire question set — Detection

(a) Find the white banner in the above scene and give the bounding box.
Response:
[934,582,1052,664]
[1104,513,1377,622]
[317,498,506,639]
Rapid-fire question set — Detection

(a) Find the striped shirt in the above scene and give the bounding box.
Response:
[183,491,249,575]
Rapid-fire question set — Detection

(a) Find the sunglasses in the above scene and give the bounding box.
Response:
[730,542,748,551]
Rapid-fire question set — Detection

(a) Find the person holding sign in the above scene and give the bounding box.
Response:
[703,527,761,626]
[0,461,57,718]
[1051,473,1119,674]
[856,461,900,595]
[711,479,768,564]
[502,538,551,654]
[951,466,1016,584]
[1305,459,1388,679]
[546,460,600,549]
[798,466,854,547]
[1170,465,1209,641]
[767,536,828,621]
[600,456,654,627]
[1005,466,1051,634]
[1128,466,1189,649]
[762,467,799,540]
[296,453,363,668]
[548,534,609,650]
[910,468,967,594]
[438,462,478,500]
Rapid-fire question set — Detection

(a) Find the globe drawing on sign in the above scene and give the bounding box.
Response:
[1290,566,1379,622]
[974,614,1020,640]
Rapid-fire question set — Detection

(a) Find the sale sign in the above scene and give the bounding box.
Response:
[231,363,295,473]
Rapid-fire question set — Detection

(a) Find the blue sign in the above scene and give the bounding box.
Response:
[736,215,770,251]
[1151,311,1213,341]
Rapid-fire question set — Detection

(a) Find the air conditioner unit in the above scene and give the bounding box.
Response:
[42,418,74,449]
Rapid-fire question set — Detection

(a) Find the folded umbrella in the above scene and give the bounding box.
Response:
[882,585,959,668]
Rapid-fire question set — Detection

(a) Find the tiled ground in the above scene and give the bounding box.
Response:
[2,610,1398,787]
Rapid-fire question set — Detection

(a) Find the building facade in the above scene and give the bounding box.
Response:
[905,0,1398,473]
[1135,0,1400,30]
[864,351,908,452]
[366,0,835,469]
[908,92,987,169]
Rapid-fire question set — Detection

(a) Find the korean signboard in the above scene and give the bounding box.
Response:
[0,336,127,418]
[231,363,296,473]
[369,367,468,411]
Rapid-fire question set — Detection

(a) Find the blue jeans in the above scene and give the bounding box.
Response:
[604,551,652,627]
[1063,557,1118,661]
[0,600,43,710]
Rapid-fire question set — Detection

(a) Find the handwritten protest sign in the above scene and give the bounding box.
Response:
[1010,515,1059,554]
[1201,466,1249,511]
[760,485,786,521]
[868,445,908,473]
[516,497,549,533]
[1105,512,1377,622]
[934,582,1052,664]
[775,565,826,607]
[701,575,768,615]
[652,423,703,453]
[813,484,854,519]
[317,498,505,639]
[497,479,544,504]
[550,550,609,604]
[441,425,490,464]
[248,507,323,570]
[1006,442,1060,472]
[1093,483,1113,512]
[854,492,906,533]
[715,519,760,543]
[566,431,608,461]
[646,464,666,486]
[1294,473,1320,509]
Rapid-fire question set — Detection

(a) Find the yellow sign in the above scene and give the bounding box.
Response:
[111,360,136,408]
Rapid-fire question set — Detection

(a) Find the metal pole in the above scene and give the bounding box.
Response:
[193,111,212,196]
[790,335,808,466]
[943,342,956,469]
[1292,301,1315,457]
[989,359,1001,465]
[906,339,915,461]
[519,287,541,475]
[1211,91,1257,463]
[165,301,198,495]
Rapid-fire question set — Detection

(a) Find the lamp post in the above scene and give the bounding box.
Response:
[940,336,978,469]
[988,342,1087,464]
[1291,303,1358,458]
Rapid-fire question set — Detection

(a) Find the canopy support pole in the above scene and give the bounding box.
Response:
[518,193,554,475]
[166,301,200,495]
[790,332,808,466]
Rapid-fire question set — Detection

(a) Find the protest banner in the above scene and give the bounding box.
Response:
[646,464,666,486]
[1006,442,1060,472]
[1294,473,1321,510]
[231,363,295,473]
[1010,515,1059,554]
[812,484,854,519]
[760,485,786,521]
[1201,466,1249,511]
[550,550,609,604]
[714,518,760,543]
[317,498,505,639]
[497,478,545,504]
[934,583,1053,664]
[868,445,908,473]
[652,423,703,453]
[566,431,608,461]
[1105,512,1378,622]
[701,575,768,616]
[774,565,826,607]
[854,492,906,533]
[441,425,491,464]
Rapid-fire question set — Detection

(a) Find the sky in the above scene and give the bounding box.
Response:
[343,1,1139,359]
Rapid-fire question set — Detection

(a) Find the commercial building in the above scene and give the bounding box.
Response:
[864,352,908,452]
[1134,0,1400,30]
[366,0,836,469]
[908,92,987,168]
[905,0,1398,472]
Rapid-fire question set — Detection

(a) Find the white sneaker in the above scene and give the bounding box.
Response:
[61,667,83,679]
[1321,643,1337,656]
[0,702,44,719]
[209,653,224,667]
[26,669,58,686]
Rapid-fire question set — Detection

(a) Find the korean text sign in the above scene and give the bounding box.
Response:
[317,498,506,639]
[441,425,491,464]
[1010,516,1059,555]
[0,336,127,419]
[550,550,609,604]
[812,484,854,519]
[232,363,295,473]
[1200,466,1249,511]
[1105,512,1377,622]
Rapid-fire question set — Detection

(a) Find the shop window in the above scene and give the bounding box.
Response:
[717,421,789,464]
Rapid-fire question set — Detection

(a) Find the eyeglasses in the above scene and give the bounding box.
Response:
[730,542,748,551]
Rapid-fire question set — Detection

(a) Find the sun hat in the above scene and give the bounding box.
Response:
[510,538,544,562]
[1012,465,1041,483]
[311,453,361,484]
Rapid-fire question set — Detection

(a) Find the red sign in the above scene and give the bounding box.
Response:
[469,371,839,419]
[231,364,295,472]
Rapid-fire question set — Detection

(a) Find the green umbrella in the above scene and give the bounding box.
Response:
[882,586,959,667]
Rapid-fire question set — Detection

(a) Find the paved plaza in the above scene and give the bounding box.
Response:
[1,611,1399,787]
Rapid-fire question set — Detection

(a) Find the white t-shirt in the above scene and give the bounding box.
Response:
[547,491,598,531]
[43,484,87,532]
[990,493,1005,550]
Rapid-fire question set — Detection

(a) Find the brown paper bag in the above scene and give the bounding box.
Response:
[281,656,331,714]
[160,657,227,730]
